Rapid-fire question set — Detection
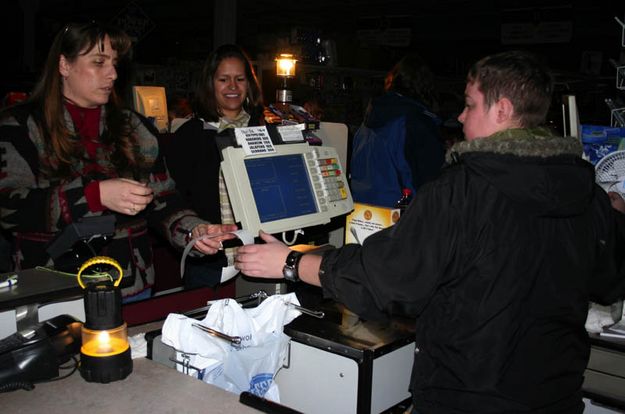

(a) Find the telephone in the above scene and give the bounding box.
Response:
[0,314,82,392]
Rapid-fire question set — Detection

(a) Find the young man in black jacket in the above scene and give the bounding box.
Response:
[235,51,624,413]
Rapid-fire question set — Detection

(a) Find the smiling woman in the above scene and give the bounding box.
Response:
[213,57,250,119]
[0,22,236,302]
[167,44,265,289]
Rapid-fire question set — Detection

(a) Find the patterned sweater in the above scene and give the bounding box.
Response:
[0,103,206,298]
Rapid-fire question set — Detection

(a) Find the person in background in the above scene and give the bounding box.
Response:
[167,44,264,288]
[350,53,445,207]
[302,96,324,121]
[298,86,325,121]
[0,22,235,302]
[235,51,625,412]
[167,94,192,133]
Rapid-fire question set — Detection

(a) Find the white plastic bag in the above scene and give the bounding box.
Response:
[585,300,624,333]
[161,293,302,401]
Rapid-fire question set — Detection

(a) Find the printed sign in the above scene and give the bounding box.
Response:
[277,124,305,142]
[235,126,276,155]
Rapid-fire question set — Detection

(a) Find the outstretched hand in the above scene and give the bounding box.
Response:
[192,223,239,255]
[100,178,154,216]
[235,231,290,278]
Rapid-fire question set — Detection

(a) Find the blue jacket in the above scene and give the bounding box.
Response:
[350,92,444,207]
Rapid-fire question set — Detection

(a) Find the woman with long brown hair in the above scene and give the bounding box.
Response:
[0,22,235,301]
[167,44,264,289]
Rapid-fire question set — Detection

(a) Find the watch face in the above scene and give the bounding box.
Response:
[283,265,295,281]
[283,251,302,282]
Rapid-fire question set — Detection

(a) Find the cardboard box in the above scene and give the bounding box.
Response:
[345,203,400,245]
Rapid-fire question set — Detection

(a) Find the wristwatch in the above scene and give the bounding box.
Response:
[282,250,304,282]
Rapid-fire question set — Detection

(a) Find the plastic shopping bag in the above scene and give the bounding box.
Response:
[161,293,302,401]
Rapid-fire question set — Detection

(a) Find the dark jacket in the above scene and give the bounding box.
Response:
[350,92,445,207]
[320,128,623,413]
[166,114,263,276]
[167,115,263,225]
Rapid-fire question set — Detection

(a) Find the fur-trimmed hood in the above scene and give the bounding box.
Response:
[445,128,595,217]
[446,127,583,162]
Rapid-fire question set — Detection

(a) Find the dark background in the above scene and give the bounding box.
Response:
[1,1,624,296]
[2,0,625,128]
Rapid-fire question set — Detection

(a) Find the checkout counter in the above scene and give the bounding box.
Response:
[0,268,261,413]
[0,265,415,414]
[274,300,414,413]
[583,334,625,412]
[2,267,625,413]
[147,295,415,414]
[1,357,259,414]
[0,268,84,339]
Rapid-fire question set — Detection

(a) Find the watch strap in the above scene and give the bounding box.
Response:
[283,250,304,282]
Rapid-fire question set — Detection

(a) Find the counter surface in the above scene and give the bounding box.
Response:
[0,268,81,311]
[2,357,260,414]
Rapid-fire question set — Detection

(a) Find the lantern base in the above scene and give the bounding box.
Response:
[80,348,133,383]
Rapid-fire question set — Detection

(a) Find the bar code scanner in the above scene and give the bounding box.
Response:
[0,314,82,392]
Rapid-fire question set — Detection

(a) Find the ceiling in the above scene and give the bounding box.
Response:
[2,0,625,83]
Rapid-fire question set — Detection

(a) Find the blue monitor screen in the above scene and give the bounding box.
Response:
[245,154,318,223]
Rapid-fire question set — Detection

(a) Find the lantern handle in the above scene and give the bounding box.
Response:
[77,256,124,289]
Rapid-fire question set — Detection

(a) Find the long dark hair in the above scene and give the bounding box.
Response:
[385,53,437,110]
[193,44,263,122]
[25,22,143,178]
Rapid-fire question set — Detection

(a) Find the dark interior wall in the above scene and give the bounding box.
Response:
[4,1,624,71]
[1,0,624,124]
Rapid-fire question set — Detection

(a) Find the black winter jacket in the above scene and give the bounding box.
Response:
[167,115,263,225]
[320,128,624,413]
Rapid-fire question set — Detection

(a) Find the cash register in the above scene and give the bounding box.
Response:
[146,129,415,413]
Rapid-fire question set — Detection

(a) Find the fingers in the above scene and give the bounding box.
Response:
[129,185,154,197]
[258,230,279,243]
[234,244,284,278]
[124,194,153,215]
[193,238,223,255]
[192,224,239,238]
[119,178,141,184]
[125,201,143,216]
[119,178,148,187]
[119,179,153,198]
[128,195,153,210]
[101,178,153,215]
[190,224,239,255]
[121,179,153,200]
[221,224,239,233]
[191,224,212,239]
[124,181,153,215]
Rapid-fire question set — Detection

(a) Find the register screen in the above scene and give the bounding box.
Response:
[245,154,318,223]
